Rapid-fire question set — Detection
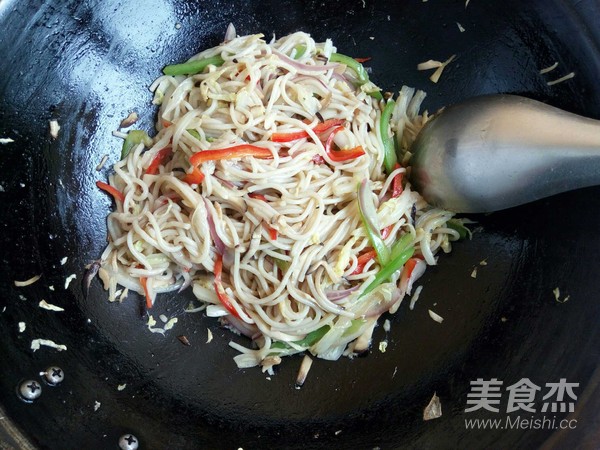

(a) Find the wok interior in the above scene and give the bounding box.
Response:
[0,0,599,448]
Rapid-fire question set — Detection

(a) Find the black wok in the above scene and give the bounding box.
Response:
[1,0,600,449]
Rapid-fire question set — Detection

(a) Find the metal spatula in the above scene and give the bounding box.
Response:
[410,94,600,213]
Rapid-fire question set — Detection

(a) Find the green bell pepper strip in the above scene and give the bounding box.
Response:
[163,55,225,76]
[187,129,201,140]
[368,89,383,100]
[329,52,382,99]
[293,44,307,59]
[361,246,415,297]
[381,99,397,173]
[342,318,367,337]
[447,218,470,239]
[270,325,331,350]
[390,233,414,260]
[361,211,390,266]
[121,130,153,159]
[273,257,290,272]
[330,53,369,83]
[358,183,390,266]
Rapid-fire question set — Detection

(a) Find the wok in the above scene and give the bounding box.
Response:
[1,0,600,449]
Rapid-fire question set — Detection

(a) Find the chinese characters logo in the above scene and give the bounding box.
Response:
[465,378,578,413]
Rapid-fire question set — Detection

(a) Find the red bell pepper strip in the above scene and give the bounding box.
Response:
[264,223,278,240]
[271,119,345,143]
[159,192,181,205]
[403,258,418,280]
[402,258,419,280]
[182,166,205,185]
[324,127,366,162]
[351,249,377,275]
[380,164,405,238]
[397,256,426,297]
[145,147,173,175]
[190,144,273,167]
[139,277,153,309]
[248,193,268,201]
[392,163,404,198]
[381,225,393,240]
[248,193,278,240]
[313,118,346,133]
[213,253,241,318]
[354,57,372,63]
[96,181,125,203]
[271,130,309,143]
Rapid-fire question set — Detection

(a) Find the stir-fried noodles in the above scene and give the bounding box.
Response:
[97,29,463,372]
